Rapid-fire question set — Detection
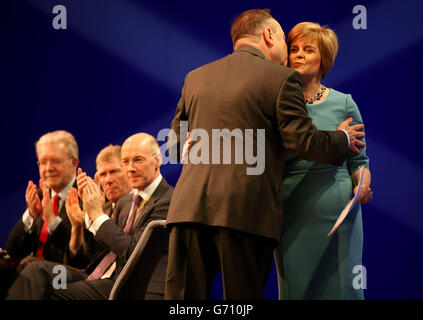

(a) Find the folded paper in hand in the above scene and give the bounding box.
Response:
[327,166,364,237]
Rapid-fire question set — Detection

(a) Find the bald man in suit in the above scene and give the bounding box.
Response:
[8,135,172,300]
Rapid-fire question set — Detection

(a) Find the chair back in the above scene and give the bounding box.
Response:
[109,219,168,300]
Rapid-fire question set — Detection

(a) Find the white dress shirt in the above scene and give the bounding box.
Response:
[339,129,351,146]
[87,174,162,236]
[87,174,162,279]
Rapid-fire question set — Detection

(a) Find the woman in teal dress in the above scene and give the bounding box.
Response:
[274,22,373,299]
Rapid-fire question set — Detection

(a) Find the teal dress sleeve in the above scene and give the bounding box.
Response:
[345,94,369,175]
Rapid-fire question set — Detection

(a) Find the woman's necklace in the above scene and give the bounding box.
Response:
[305,85,327,104]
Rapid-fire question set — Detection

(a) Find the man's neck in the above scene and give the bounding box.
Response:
[136,173,162,195]
[51,176,76,197]
[234,39,273,63]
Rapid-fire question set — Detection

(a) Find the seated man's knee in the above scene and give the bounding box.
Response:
[21,260,55,279]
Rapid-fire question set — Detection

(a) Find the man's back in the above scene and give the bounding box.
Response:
[168,44,348,241]
[168,45,298,241]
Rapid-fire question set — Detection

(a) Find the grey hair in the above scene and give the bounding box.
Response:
[35,130,79,159]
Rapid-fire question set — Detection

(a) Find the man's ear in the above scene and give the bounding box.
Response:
[156,153,163,167]
[72,157,79,169]
[263,27,273,46]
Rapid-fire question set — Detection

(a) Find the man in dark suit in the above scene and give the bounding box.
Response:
[65,144,132,266]
[7,133,173,299]
[6,130,79,263]
[94,144,132,218]
[164,9,365,299]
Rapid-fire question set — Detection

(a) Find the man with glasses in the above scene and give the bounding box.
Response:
[7,133,173,300]
[6,130,79,264]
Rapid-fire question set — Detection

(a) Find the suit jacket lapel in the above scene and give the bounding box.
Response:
[102,201,114,217]
[117,200,133,229]
[58,200,67,219]
[131,179,168,232]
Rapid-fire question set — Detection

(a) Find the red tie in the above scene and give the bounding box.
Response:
[36,194,60,259]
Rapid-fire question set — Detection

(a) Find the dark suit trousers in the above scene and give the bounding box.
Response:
[6,260,113,300]
[165,223,276,300]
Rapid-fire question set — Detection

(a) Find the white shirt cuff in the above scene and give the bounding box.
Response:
[46,216,62,234]
[89,214,110,236]
[22,209,34,233]
[339,129,350,147]
[84,213,92,230]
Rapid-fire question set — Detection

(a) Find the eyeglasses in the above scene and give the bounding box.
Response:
[37,158,73,167]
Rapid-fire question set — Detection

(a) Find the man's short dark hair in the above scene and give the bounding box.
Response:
[230,9,274,45]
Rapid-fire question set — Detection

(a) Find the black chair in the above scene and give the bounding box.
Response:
[0,250,20,300]
[109,219,168,300]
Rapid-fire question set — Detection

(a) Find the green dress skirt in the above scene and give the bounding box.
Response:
[274,89,369,299]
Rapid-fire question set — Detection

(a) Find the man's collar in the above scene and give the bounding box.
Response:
[134,174,162,201]
[52,175,76,200]
[235,45,266,60]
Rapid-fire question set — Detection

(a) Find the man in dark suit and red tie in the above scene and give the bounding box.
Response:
[164,9,365,299]
[7,133,173,299]
[6,130,79,264]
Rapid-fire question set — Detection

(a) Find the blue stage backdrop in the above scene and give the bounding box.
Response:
[1,0,422,299]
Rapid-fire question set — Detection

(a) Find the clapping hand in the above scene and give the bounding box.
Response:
[77,168,105,221]
[25,180,42,219]
[94,172,105,198]
[65,187,84,228]
[40,179,56,225]
[76,168,88,198]
[181,132,192,163]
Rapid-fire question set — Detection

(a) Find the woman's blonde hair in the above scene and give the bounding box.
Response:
[288,22,339,78]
